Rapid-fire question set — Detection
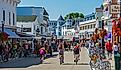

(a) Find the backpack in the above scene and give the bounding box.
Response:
[73,46,79,54]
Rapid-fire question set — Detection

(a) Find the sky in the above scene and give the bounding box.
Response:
[18,0,103,20]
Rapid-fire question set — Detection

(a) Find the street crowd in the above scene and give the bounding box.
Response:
[0,38,120,69]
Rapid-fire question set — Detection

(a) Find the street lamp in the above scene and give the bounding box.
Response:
[101,16,106,59]
[1,21,5,43]
[1,21,5,32]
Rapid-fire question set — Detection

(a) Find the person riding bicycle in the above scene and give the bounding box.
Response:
[58,40,64,64]
[73,43,80,62]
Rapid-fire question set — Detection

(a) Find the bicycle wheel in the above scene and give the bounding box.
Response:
[89,60,96,70]
[104,61,111,70]
[75,60,78,65]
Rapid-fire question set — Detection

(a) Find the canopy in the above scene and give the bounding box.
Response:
[4,29,20,38]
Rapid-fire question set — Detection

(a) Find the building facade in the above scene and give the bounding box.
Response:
[79,13,96,40]
[0,0,20,38]
[17,16,39,36]
[48,20,57,35]
[17,7,49,38]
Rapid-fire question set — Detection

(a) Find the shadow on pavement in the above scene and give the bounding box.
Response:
[0,53,58,68]
[62,62,89,65]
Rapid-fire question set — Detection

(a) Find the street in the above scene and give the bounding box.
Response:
[0,47,90,70]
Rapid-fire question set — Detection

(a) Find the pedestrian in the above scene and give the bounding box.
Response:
[39,46,46,63]
[105,39,112,60]
[113,42,120,70]
[58,40,64,64]
[73,43,81,62]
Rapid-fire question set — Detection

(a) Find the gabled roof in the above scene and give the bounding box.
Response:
[17,15,37,22]
[68,15,72,19]
[58,15,65,21]
[43,9,49,16]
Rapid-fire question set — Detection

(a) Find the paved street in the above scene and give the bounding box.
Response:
[0,47,115,70]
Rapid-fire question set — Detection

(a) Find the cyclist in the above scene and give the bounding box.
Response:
[58,40,64,64]
[73,43,80,62]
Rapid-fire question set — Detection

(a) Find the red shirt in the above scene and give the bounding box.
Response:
[105,42,112,51]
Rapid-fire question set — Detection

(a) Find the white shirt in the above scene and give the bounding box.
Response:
[113,45,118,51]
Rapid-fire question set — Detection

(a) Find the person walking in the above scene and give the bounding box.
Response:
[113,42,120,70]
[73,43,81,62]
[105,39,113,60]
[58,40,64,64]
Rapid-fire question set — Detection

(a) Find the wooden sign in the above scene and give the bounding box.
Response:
[110,4,120,14]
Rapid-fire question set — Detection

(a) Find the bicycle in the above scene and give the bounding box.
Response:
[89,54,111,70]
[74,54,80,65]
[59,50,64,65]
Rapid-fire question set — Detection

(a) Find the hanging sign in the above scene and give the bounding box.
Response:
[110,4,120,14]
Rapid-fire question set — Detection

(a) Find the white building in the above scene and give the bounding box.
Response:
[79,13,96,40]
[56,15,65,39]
[17,7,49,38]
[0,0,20,38]
[61,16,83,41]
[48,20,57,35]
[17,16,39,36]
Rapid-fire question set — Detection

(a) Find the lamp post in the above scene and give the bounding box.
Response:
[1,21,5,32]
[101,17,106,59]
[1,21,5,43]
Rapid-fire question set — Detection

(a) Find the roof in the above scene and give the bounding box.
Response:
[58,15,65,21]
[68,15,72,19]
[17,15,37,22]
[43,9,49,16]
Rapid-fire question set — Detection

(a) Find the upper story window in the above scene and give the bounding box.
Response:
[3,10,5,21]
[91,24,93,29]
[93,24,96,28]
[10,0,12,5]
[9,12,11,25]
[13,13,15,25]
[88,25,90,29]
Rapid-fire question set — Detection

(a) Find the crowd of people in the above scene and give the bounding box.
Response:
[0,40,33,62]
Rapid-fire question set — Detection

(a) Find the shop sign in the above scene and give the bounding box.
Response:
[110,4,120,14]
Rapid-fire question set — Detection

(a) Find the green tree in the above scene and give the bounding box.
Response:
[64,12,84,20]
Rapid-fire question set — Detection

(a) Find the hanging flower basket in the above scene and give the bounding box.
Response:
[0,32,9,41]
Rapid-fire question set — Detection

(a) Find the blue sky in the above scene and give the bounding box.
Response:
[18,0,103,20]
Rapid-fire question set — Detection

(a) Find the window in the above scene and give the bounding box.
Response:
[9,12,11,25]
[88,25,90,29]
[93,24,96,28]
[3,10,5,21]
[80,27,82,30]
[13,13,15,25]
[34,25,35,30]
[10,0,12,5]
[85,26,86,29]
[41,27,43,34]
[91,25,93,29]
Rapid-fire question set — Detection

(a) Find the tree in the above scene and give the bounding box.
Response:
[64,12,84,20]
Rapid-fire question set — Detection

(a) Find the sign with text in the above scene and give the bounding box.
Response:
[110,4,120,14]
